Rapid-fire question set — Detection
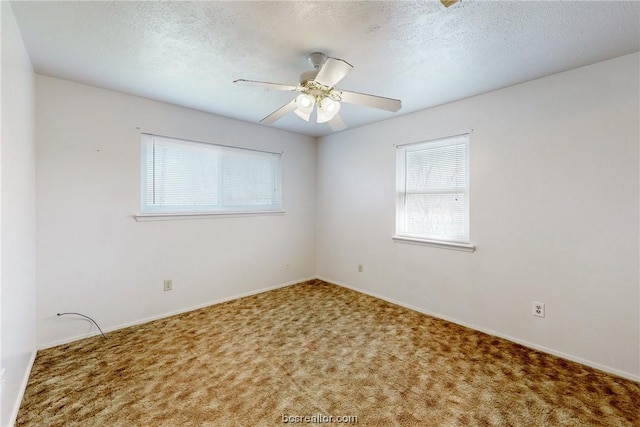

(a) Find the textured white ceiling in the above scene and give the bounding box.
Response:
[10,1,640,137]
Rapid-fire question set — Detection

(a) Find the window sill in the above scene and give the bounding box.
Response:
[134,210,285,222]
[392,235,475,252]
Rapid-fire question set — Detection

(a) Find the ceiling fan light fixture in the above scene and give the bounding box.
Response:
[294,93,315,122]
[322,97,340,113]
[295,92,315,110]
[317,97,341,123]
[294,109,311,122]
[235,51,402,130]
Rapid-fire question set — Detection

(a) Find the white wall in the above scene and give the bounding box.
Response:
[1,3,37,426]
[317,53,640,380]
[35,75,317,348]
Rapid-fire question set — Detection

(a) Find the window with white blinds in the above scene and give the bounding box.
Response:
[395,134,470,244]
[141,134,282,215]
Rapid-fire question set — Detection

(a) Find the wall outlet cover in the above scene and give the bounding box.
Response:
[532,301,545,318]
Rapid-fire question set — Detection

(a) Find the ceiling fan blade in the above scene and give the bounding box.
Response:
[441,0,459,7]
[337,90,402,112]
[328,113,347,131]
[234,79,298,92]
[314,57,353,87]
[260,98,297,124]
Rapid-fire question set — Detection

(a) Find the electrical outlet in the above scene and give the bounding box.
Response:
[358,264,363,273]
[163,279,173,292]
[285,264,290,270]
[532,301,545,318]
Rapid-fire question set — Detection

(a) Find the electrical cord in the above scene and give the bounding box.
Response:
[57,312,108,339]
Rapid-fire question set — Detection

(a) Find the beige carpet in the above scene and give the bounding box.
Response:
[17,279,640,426]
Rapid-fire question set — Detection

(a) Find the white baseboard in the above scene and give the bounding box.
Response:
[7,349,37,427]
[316,276,640,383]
[37,274,639,382]
[38,277,315,350]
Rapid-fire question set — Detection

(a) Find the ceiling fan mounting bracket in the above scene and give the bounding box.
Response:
[307,52,327,70]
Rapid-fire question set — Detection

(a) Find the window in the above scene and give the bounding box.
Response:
[140,134,282,216]
[394,134,473,251]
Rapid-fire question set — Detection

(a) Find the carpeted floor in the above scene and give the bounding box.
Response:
[17,279,640,426]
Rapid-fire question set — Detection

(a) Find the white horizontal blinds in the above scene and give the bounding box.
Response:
[221,150,281,208]
[141,134,282,213]
[398,134,469,242]
[145,135,221,209]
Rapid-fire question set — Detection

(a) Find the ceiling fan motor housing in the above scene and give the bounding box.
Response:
[299,70,318,84]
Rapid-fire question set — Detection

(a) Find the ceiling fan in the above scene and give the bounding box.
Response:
[234,52,402,131]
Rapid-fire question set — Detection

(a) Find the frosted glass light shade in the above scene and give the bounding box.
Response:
[294,93,315,122]
[294,109,311,121]
[296,94,315,112]
[317,97,340,123]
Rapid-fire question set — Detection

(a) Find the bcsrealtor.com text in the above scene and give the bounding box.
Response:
[282,414,358,424]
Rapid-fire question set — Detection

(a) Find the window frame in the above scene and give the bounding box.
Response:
[393,133,475,252]
[135,133,284,221]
